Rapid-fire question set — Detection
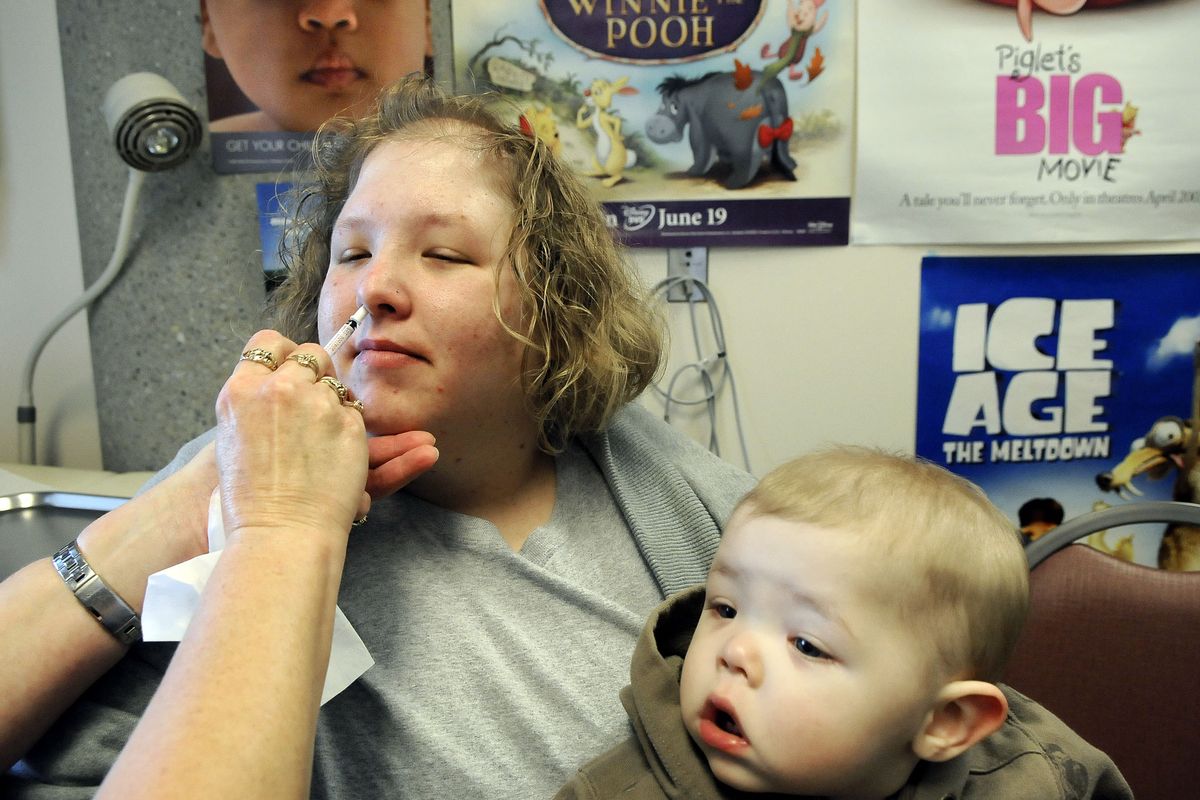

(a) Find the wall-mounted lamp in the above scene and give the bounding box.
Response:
[17,73,202,464]
[103,72,202,171]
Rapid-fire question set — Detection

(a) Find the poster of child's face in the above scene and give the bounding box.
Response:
[201,0,431,138]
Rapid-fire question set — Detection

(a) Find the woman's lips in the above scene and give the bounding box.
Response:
[354,339,428,368]
[356,349,422,368]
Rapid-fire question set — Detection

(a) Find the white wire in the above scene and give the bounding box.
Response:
[649,275,752,473]
[17,167,145,464]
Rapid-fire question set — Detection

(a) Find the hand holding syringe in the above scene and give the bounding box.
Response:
[141,304,377,703]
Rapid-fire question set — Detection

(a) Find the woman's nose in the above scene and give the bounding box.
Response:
[356,255,414,319]
[718,630,764,687]
[298,0,358,33]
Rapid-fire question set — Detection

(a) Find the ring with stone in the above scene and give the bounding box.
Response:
[352,514,369,527]
[286,352,322,379]
[239,347,279,371]
[345,399,364,415]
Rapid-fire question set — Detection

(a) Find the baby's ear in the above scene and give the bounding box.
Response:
[912,681,1008,763]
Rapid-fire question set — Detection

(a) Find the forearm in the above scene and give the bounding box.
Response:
[0,473,210,770]
[97,527,347,800]
[88,330,433,797]
[0,558,128,769]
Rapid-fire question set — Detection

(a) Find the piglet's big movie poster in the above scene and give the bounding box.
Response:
[916,254,1200,568]
[854,0,1200,244]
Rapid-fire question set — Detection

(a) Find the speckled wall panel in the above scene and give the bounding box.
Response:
[55,1,455,472]
[56,1,266,471]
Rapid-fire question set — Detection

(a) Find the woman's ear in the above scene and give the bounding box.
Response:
[912,681,1009,763]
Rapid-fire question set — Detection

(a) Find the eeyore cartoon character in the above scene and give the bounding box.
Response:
[646,70,797,190]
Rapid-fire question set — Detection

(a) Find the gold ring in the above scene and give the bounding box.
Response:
[352,514,369,527]
[240,348,279,371]
[286,352,322,379]
[345,399,364,414]
[319,376,349,402]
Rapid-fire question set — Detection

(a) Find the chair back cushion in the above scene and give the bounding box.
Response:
[1002,544,1200,800]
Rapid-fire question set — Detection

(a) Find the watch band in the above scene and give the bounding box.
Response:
[52,540,142,645]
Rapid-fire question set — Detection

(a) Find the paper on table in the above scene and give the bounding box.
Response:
[142,490,374,705]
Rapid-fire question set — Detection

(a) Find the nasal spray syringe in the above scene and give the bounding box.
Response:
[325,305,369,356]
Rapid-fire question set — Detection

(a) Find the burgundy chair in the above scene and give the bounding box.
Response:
[1002,502,1200,800]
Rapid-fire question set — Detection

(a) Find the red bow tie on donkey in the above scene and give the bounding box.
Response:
[758,118,794,148]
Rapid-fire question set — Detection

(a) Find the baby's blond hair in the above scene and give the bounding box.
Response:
[740,446,1029,681]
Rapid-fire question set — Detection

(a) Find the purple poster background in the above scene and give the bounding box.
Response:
[606,197,848,247]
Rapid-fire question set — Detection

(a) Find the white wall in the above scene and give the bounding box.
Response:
[1,6,1195,475]
[0,1,101,468]
[635,239,1198,478]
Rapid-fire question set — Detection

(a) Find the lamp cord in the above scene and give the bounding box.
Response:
[17,167,145,465]
[649,275,752,474]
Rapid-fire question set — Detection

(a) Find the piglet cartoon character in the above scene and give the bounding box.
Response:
[760,0,828,83]
[1016,0,1086,40]
[982,0,1141,41]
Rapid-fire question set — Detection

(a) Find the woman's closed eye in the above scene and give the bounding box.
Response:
[425,248,473,265]
[335,248,370,264]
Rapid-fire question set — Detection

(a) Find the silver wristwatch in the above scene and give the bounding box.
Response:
[52,540,142,645]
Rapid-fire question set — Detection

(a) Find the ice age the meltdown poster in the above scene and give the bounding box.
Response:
[916,253,1200,567]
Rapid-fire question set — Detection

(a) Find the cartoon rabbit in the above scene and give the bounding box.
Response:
[575,76,638,188]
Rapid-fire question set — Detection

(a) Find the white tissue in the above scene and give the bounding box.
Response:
[142,490,374,705]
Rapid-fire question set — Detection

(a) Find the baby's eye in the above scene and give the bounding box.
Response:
[714,603,736,619]
[793,637,827,659]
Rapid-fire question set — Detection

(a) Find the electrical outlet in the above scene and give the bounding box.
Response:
[666,247,708,302]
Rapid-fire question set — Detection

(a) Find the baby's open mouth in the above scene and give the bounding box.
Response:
[697,697,750,753]
[715,707,743,737]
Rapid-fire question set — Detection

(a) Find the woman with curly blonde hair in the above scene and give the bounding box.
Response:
[269,75,663,452]
[7,75,755,800]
